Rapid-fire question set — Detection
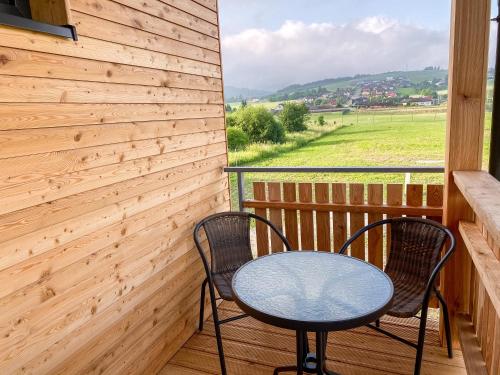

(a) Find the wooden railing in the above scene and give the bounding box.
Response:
[453,171,500,375]
[245,181,443,266]
[226,165,445,267]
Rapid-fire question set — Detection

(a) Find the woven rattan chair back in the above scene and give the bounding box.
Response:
[385,219,447,289]
[202,213,254,275]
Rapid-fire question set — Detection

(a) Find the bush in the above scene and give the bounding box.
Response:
[317,115,326,126]
[226,127,249,150]
[279,102,310,132]
[225,113,237,127]
[235,106,285,143]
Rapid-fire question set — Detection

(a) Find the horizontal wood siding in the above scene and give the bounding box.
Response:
[0,0,228,373]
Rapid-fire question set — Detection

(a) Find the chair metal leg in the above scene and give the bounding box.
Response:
[198,278,208,331]
[435,288,453,358]
[206,281,227,375]
[414,306,429,375]
[375,319,380,328]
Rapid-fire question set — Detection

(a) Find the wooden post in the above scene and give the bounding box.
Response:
[443,0,491,347]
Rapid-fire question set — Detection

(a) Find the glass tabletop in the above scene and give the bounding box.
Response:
[232,251,394,331]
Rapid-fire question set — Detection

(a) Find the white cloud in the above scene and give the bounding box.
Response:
[221,17,450,91]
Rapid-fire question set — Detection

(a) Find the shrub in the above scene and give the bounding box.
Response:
[227,127,249,150]
[279,102,310,132]
[225,113,237,127]
[317,115,326,126]
[235,106,285,143]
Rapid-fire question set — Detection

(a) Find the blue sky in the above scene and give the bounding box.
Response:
[218,0,497,91]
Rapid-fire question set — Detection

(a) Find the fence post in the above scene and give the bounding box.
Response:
[237,171,245,212]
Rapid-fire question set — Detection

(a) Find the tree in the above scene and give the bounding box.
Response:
[225,104,233,112]
[279,102,310,132]
[234,106,285,143]
[240,99,248,108]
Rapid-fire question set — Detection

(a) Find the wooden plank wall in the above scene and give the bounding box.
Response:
[0,0,229,374]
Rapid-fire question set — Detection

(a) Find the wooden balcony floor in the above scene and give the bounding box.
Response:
[162,302,465,375]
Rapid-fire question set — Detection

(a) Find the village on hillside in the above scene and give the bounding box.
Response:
[266,69,450,113]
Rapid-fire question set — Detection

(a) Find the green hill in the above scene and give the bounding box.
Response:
[272,70,448,96]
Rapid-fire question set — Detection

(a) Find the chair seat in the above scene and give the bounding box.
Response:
[213,270,237,301]
[387,273,427,318]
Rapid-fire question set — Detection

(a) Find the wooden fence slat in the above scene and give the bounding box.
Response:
[349,183,365,260]
[472,267,480,330]
[481,294,491,359]
[469,266,476,317]
[368,184,383,268]
[406,184,424,213]
[253,182,269,257]
[299,183,314,250]
[427,184,444,223]
[268,183,283,253]
[490,314,500,375]
[485,298,495,370]
[283,183,298,250]
[332,183,347,252]
[315,183,331,252]
[386,184,403,260]
[477,281,485,348]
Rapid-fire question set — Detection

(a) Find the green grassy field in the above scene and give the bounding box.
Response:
[228,109,492,207]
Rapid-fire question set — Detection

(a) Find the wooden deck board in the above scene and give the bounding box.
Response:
[164,302,465,375]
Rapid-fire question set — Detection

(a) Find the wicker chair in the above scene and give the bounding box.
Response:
[194,211,292,375]
[339,217,455,375]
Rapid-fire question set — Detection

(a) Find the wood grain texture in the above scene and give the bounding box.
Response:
[71,10,220,64]
[165,301,466,375]
[315,183,331,251]
[367,184,383,268]
[454,171,500,249]
[253,182,269,257]
[71,0,220,52]
[299,183,314,250]
[386,184,403,259]
[283,183,299,250]
[459,221,500,319]
[0,27,222,78]
[268,182,284,252]
[348,184,365,260]
[332,183,347,252]
[0,0,228,373]
[30,0,72,25]
[443,0,491,348]
[0,46,223,88]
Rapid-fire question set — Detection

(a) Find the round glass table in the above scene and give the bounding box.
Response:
[231,251,394,375]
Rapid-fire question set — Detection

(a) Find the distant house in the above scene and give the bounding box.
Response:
[411,97,433,106]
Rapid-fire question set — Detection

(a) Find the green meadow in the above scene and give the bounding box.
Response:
[228,108,492,207]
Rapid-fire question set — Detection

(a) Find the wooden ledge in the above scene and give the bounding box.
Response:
[459,220,500,318]
[454,171,500,246]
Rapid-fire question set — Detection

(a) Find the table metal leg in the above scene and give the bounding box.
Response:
[273,331,339,375]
